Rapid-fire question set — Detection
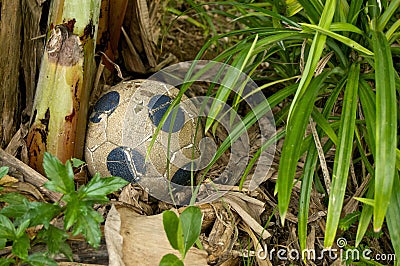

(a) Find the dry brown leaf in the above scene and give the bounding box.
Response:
[223,192,271,239]
[0,175,19,186]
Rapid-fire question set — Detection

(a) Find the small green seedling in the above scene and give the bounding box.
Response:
[0,153,128,265]
[160,206,203,266]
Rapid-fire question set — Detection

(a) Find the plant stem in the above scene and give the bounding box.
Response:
[27,0,101,173]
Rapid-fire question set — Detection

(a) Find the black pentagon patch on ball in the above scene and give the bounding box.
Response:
[147,94,185,133]
[171,162,197,186]
[90,91,120,123]
[106,146,145,183]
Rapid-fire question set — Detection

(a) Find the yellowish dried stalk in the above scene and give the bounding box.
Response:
[28,0,101,173]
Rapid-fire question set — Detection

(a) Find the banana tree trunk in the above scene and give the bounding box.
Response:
[28,0,101,174]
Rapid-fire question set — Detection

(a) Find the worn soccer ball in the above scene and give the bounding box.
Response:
[85,80,201,200]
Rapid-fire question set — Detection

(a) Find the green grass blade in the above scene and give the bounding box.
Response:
[329,22,364,34]
[347,0,364,24]
[311,108,338,145]
[278,71,330,223]
[296,0,323,24]
[371,30,397,232]
[288,0,337,121]
[378,0,400,30]
[386,172,400,265]
[300,23,373,55]
[298,138,319,252]
[324,63,360,248]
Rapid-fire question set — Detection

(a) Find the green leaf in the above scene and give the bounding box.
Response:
[0,192,27,205]
[71,158,85,168]
[0,258,15,266]
[386,173,400,264]
[0,166,8,179]
[0,199,61,229]
[64,194,80,230]
[0,214,16,240]
[339,212,360,231]
[81,173,128,202]
[43,152,75,195]
[324,63,359,248]
[278,71,330,223]
[288,0,337,121]
[0,238,5,250]
[354,197,375,206]
[12,232,30,259]
[300,23,373,56]
[180,206,203,259]
[23,202,61,228]
[71,206,104,248]
[163,210,183,252]
[36,225,72,260]
[25,252,58,266]
[159,254,184,266]
[372,30,397,232]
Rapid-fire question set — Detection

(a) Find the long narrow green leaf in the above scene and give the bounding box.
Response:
[378,0,400,30]
[280,0,337,224]
[298,139,319,252]
[386,173,400,265]
[311,108,338,145]
[288,0,337,121]
[355,80,378,246]
[300,23,373,55]
[324,63,359,248]
[278,71,330,222]
[296,0,323,24]
[372,30,397,232]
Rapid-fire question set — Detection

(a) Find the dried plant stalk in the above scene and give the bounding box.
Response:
[28,0,101,173]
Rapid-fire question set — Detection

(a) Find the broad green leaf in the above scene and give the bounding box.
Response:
[278,71,330,223]
[159,254,184,266]
[0,258,15,266]
[163,210,183,252]
[0,166,8,179]
[180,206,203,259]
[12,232,30,259]
[63,194,80,230]
[81,173,128,201]
[324,63,359,248]
[37,225,72,260]
[43,152,75,194]
[0,214,15,240]
[372,30,397,231]
[0,192,27,205]
[20,201,60,228]
[25,252,58,266]
[0,238,5,250]
[71,205,103,248]
[300,23,373,56]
